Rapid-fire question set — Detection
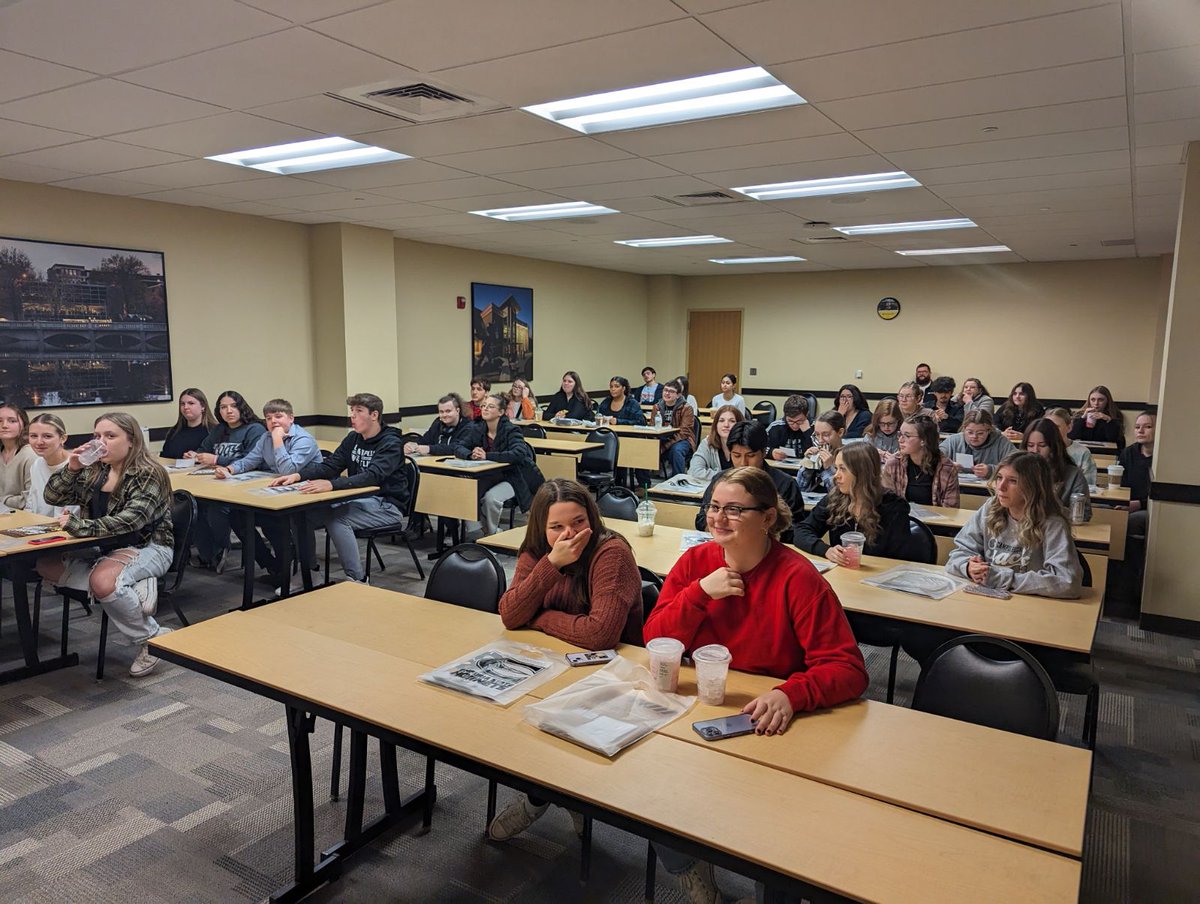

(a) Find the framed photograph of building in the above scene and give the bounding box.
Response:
[471,282,532,383]
[0,236,172,409]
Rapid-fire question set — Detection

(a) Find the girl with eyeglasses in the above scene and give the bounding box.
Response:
[865,399,901,455]
[835,383,871,438]
[504,378,537,421]
[938,409,1016,479]
[645,465,867,902]
[798,410,845,494]
[895,381,932,421]
[883,414,960,507]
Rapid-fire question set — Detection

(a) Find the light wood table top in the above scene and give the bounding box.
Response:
[157,598,1080,902]
[411,456,509,476]
[0,510,100,556]
[513,419,677,438]
[919,504,1111,548]
[958,473,1130,504]
[480,520,1102,653]
[525,437,603,454]
[168,469,375,510]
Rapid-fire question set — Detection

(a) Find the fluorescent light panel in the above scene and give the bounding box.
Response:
[834,218,976,235]
[709,255,806,264]
[895,245,1011,256]
[470,201,618,222]
[207,136,408,175]
[615,235,733,248]
[733,171,920,200]
[523,66,805,134]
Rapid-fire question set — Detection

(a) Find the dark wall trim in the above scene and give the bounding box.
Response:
[743,387,1154,411]
[1150,482,1200,505]
[1140,613,1200,639]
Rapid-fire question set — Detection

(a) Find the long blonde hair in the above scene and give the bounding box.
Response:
[94,412,170,495]
[986,451,1065,548]
[824,443,884,544]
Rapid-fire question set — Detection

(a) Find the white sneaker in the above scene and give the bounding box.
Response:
[677,861,723,904]
[214,549,230,574]
[134,577,158,616]
[487,795,549,841]
[130,645,159,677]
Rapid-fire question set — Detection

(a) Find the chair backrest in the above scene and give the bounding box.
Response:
[804,393,819,421]
[1077,550,1092,588]
[752,400,776,427]
[519,422,546,439]
[166,490,197,594]
[399,431,424,447]
[424,542,507,612]
[896,516,938,565]
[636,567,663,644]
[580,427,618,473]
[402,455,421,518]
[597,486,639,521]
[913,635,1060,740]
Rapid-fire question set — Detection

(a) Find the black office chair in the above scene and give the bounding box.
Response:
[577,427,618,494]
[899,517,938,565]
[597,486,639,522]
[752,400,775,428]
[519,423,546,439]
[638,567,662,637]
[93,489,197,679]
[913,635,1060,741]
[1039,552,1099,749]
[399,431,424,448]
[803,392,820,421]
[323,456,424,583]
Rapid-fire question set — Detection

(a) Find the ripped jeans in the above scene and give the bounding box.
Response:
[55,544,172,644]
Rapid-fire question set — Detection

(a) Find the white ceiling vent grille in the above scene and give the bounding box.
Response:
[327,78,506,123]
[1099,238,1135,247]
[793,235,852,244]
[653,191,742,207]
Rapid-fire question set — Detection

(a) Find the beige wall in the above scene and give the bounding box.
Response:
[0,179,315,435]
[393,239,650,412]
[652,259,1166,407]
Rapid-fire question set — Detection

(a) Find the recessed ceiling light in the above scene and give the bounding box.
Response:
[709,255,807,264]
[523,66,805,134]
[732,171,921,201]
[470,201,618,222]
[206,137,408,175]
[834,218,976,235]
[895,245,1011,256]
[614,235,733,248]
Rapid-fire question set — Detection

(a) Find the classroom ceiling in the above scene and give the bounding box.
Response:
[0,0,1197,275]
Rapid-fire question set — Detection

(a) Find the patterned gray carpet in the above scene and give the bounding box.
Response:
[1,528,1197,903]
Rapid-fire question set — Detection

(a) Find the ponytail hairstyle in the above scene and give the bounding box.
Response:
[986,451,1065,548]
[825,443,885,544]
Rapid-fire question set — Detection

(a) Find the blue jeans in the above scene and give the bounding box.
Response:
[307,496,403,582]
[57,544,172,644]
[665,440,691,477]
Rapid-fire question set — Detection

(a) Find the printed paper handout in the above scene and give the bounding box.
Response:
[861,565,967,600]
[419,641,567,705]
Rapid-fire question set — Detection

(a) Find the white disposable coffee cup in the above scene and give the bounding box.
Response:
[646,637,685,693]
[692,644,732,705]
[841,531,866,568]
[1107,463,1125,488]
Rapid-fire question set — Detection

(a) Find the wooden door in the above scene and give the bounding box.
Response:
[686,310,742,404]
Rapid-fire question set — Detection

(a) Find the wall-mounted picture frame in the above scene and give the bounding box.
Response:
[471,281,533,383]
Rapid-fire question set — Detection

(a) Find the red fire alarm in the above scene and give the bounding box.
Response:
[456,296,466,309]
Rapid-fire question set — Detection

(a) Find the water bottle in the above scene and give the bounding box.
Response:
[1070,492,1087,524]
[653,409,662,428]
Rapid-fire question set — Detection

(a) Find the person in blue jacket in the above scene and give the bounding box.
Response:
[598,376,647,425]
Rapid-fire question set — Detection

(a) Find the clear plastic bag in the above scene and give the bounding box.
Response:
[418,641,567,705]
[522,656,695,757]
[861,565,968,600]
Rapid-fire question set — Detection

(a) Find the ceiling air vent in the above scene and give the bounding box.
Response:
[793,235,851,244]
[1099,238,1135,247]
[327,77,506,123]
[653,191,743,207]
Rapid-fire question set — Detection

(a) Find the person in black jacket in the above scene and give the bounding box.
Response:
[1117,411,1154,537]
[1068,384,1126,450]
[796,443,911,564]
[405,393,475,456]
[694,421,804,543]
[542,371,594,421]
[271,392,408,584]
[835,384,872,439]
[456,395,544,535]
[927,376,964,434]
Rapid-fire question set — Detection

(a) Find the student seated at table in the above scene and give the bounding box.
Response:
[884,414,960,507]
[454,394,544,536]
[406,393,476,456]
[503,378,537,421]
[796,443,911,564]
[688,404,743,482]
[214,398,322,586]
[695,421,804,542]
[927,376,964,433]
[938,409,1015,479]
[995,381,1045,443]
[946,451,1082,598]
[895,381,932,422]
[835,383,871,438]
[767,393,814,460]
[487,478,641,842]
[865,399,900,455]
[958,376,994,416]
[674,374,700,414]
[1023,419,1092,521]
[0,403,35,512]
[37,412,175,677]
[271,393,409,584]
[646,466,868,904]
[797,411,845,494]
[187,391,267,572]
[159,387,217,459]
[1045,407,1097,485]
[913,361,933,401]
[1069,384,1125,450]
[542,371,594,421]
[467,376,490,420]
[25,414,78,517]
[1117,411,1155,537]
[709,372,747,415]
[638,366,663,405]
[597,375,646,425]
[656,380,697,477]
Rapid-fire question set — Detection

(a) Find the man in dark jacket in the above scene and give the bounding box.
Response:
[695,421,805,544]
[272,392,408,583]
[406,393,475,455]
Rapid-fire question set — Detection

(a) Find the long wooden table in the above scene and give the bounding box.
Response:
[152,585,1084,903]
[480,520,1103,655]
[525,436,602,481]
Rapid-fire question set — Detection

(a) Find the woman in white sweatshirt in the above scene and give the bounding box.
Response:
[25,413,79,517]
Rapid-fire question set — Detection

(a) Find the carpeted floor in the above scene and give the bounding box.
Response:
[1,525,1197,903]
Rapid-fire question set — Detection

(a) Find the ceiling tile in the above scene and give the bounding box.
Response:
[2,139,188,175]
[249,94,406,135]
[913,150,1131,186]
[48,173,172,196]
[113,159,276,188]
[0,49,94,103]
[111,112,320,157]
[500,158,679,190]
[893,129,1129,172]
[595,105,843,157]
[296,159,471,189]
[356,110,572,158]
[556,174,725,202]
[695,154,896,189]
[650,132,872,174]
[368,176,528,201]
[426,191,573,212]
[309,0,684,71]
[0,118,85,156]
[932,168,1131,198]
[0,159,87,183]
[671,0,765,13]
[278,191,400,212]
[773,6,1123,102]
[1134,143,1186,165]
[0,79,224,136]
[134,188,236,206]
[1135,116,1200,146]
[239,0,387,24]
[429,137,631,175]
[192,178,346,202]
[119,27,417,109]
[1134,85,1200,123]
[1131,0,1200,53]
[1133,44,1200,92]
[0,0,288,74]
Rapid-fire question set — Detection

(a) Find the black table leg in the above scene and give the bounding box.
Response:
[276,512,294,601]
[296,511,313,594]
[240,510,258,610]
[343,730,367,840]
[0,564,79,685]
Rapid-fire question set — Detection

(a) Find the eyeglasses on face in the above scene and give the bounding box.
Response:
[700,503,768,520]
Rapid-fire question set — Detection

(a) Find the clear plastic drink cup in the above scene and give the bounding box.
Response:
[646,637,685,693]
[841,531,866,568]
[77,440,107,466]
[692,644,732,705]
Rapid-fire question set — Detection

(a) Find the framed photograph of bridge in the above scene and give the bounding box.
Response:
[470,281,533,383]
[0,236,172,409]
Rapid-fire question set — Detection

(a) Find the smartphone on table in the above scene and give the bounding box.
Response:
[692,713,756,741]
